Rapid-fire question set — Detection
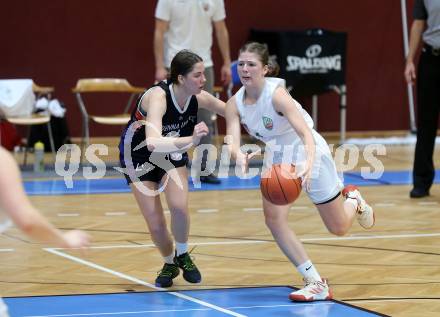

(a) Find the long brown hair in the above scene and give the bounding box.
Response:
[169,50,203,84]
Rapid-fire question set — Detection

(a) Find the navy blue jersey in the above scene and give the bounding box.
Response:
[119,81,198,165]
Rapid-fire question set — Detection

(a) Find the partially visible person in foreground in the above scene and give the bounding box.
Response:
[0,146,90,317]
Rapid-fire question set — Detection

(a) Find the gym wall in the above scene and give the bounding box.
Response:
[1,0,414,136]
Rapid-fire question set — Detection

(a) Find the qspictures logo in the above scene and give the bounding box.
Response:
[55,125,387,198]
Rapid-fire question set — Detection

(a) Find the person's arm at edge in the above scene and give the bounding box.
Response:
[213,19,232,85]
[154,18,170,82]
[0,147,89,248]
[404,19,425,85]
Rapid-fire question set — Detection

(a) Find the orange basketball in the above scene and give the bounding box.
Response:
[260,164,302,205]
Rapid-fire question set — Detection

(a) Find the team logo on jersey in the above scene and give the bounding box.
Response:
[262,116,273,130]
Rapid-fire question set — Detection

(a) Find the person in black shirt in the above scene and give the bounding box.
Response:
[119,50,225,287]
[404,0,440,198]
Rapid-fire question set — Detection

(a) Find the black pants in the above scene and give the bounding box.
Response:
[413,46,440,191]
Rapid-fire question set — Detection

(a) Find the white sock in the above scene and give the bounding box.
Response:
[163,253,174,264]
[297,260,321,282]
[175,242,188,256]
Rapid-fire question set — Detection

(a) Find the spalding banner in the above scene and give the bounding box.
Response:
[249,29,347,97]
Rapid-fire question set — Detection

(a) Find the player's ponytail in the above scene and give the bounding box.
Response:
[239,42,279,77]
[267,56,280,77]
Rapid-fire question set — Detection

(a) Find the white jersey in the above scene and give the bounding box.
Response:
[234,77,343,204]
[235,77,317,164]
[235,77,313,143]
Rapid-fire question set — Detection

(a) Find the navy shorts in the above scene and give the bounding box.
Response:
[119,151,188,184]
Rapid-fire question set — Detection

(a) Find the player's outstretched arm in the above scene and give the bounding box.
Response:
[0,147,90,248]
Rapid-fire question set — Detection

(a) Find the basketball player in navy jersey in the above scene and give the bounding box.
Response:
[225,42,375,302]
[119,50,225,288]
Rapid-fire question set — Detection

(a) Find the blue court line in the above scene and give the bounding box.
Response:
[23,170,440,196]
[4,286,387,317]
[347,170,440,185]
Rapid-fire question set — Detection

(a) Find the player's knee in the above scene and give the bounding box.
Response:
[264,214,282,230]
[149,220,168,237]
[169,206,188,218]
[327,223,349,236]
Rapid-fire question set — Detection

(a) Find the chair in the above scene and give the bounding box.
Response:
[72,78,145,158]
[0,81,56,165]
[211,86,224,138]
[227,60,241,99]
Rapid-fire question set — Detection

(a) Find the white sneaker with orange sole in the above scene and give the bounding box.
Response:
[289,278,333,302]
[342,185,375,229]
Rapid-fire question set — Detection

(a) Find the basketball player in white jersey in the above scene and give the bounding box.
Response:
[0,146,90,317]
[225,42,375,302]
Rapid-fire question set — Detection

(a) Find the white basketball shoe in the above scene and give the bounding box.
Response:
[342,185,375,229]
[289,278,333,302]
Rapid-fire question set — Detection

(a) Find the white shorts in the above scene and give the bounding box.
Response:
[307,148,344,204]
[264,130,343,204]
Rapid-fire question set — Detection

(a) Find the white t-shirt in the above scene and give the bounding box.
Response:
[155,0,226,68]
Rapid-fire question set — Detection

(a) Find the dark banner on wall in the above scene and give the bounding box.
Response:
[249,29,347,97]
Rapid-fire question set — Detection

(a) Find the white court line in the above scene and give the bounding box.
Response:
[301,232,440,242]
[229,302,335,310]
[197,209,218,213]
[51,240,267,250]
[57,213,80,217]
[0,248,14,252]
[417,201,438,205]
[48,232,440,251]
[41,234,438,316]
[243,207,262,212]
[44,248,246,317]
[25,308,210,317]
[290,206,309,210]
[374,203,396,207]
[105,212,127,216]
